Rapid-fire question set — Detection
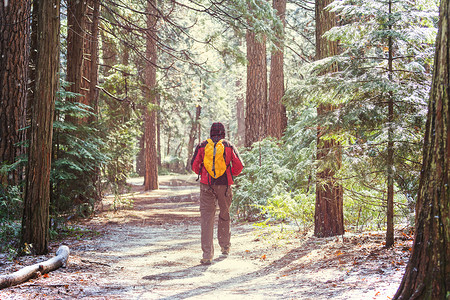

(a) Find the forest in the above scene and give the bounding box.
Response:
[0,0,449,298]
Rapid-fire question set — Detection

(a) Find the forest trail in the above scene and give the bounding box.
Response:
[1,174,410,299]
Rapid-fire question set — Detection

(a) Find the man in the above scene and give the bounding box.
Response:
[191,122,244,265]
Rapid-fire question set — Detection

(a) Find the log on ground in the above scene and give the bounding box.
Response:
[0,245,70,289]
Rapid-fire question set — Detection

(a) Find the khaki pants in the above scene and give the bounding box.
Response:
[200,183,232,259]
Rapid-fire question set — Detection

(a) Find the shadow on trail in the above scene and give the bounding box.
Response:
[142,238,320,300]
[112,239,199,259]
[142,257,227,282]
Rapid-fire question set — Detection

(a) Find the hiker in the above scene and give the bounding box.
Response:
[191,122,244,265]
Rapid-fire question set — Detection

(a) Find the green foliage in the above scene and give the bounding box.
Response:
[99,66,142,199]
[51,83,109,219]
[233,139,294,220]
[101,121,140,186]
[0,184,22,221]
[257,192,315,232]
[0,184,22,258]
[233,107,317,222]
[0,221,21,258]
[342,177,409,231]
[283,0,438,229]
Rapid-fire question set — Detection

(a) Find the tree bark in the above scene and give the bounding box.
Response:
[0,0,30,185]
[143,0,158,191]
[0,246,70,289]
[156,93,162,167]
[393,0,450,298]
[66,0,87,125]
[245,28,267,147]
[268,0,287,139]
[21,0,60,255]
[314,0,344,238]
[236,76,245,147]
[186,105,201,171]
[385,0,395,248]
[87,0,101,200]
[82,0,100,124]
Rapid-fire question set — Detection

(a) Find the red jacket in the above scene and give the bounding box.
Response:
[191,139,244,185]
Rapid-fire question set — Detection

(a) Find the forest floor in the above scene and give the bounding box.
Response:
[0,174,413,299]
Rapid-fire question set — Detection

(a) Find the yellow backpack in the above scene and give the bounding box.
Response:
[203,139,227,179]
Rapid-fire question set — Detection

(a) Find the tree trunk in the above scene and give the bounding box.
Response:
[66,0,87,125]
[245,29,267,147]
[156,93,162,167]
[236,76,245,147]
[0,246,69,289]
[385,0,395,248]
[186,106,201,171]
[393,0,450,298]
[81,0,100,123]
[314,0,344,238]
[87,0,100,122]
[143,0,158,191]
[315,115,344,237]
[0,0,30,185]
[86,0,101,200]
[166,130,171,156]
[21,0,60,255]
[267,0,287,139]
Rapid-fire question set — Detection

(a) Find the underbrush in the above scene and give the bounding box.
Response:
[232,135,413,233]
[0,185,23,258]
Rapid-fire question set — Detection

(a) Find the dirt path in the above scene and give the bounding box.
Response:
[0,175,411,299]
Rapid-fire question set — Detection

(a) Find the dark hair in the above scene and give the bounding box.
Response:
[210,122,225,141]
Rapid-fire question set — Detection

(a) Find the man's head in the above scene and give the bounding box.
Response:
[210,122,225,141]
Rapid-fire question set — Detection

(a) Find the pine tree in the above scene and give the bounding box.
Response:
[245,29,267,147]
[314,0,344,238]
[293,0,437,237]
[21,0,60,255]
[66,0,87,125]
[143,0,159,191]
[0,1,30,185]
[394,0,450,297]
[268,0,287,139]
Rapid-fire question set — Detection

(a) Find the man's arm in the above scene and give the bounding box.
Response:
[230,146,244,176]
[191,144,203,175]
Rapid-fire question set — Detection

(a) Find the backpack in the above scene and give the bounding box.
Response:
[203,139,227,179]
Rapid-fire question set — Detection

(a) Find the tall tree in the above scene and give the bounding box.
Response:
[267,0,287,139]
[85,0,102,200]
[394,0,450,297]
[83,0,100,123]
[21,0,60,255]
[143,0,159,190]
[385,0,395,248]
[245,27,267,147]
[0,0,30,185]
[236,76,245,147]
[66,0,87,123]
[186,105,201,171]
[314,0,344,238]
[305,0,437,241]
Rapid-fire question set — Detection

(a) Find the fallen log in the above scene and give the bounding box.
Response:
[0,245,70,289]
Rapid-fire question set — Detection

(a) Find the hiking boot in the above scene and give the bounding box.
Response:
[200,258,212,265]
[221,246,230,256]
